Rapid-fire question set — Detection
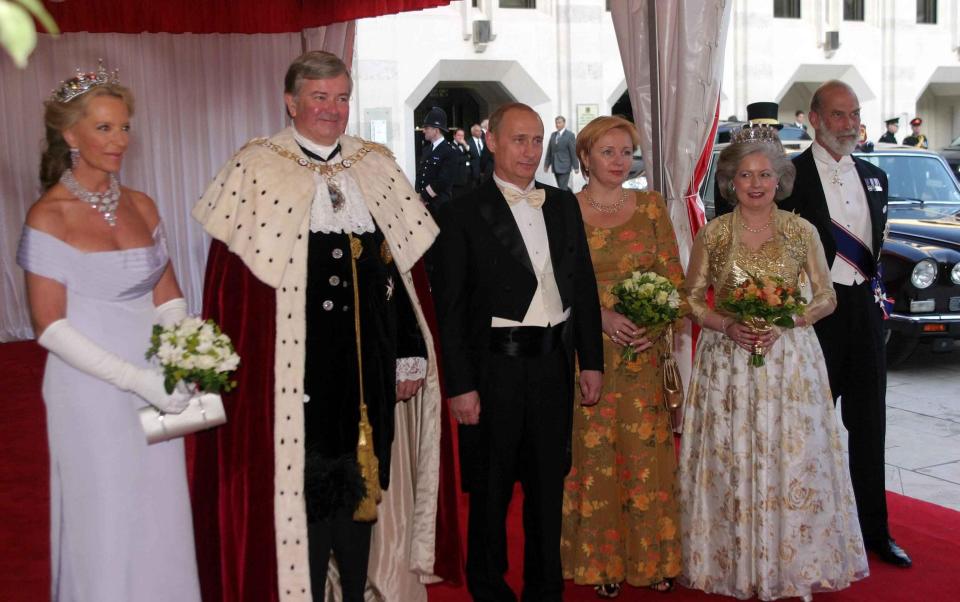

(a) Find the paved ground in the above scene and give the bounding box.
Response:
[848,341,960,511]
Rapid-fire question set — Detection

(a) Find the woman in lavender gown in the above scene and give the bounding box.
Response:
[17,64,200,601]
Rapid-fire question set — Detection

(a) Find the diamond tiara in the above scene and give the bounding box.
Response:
[730,124,782,146]
[50,60,121,103]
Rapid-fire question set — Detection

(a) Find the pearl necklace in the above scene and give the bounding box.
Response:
[740,214,773,234]
[60,169,121,227]
[586,188,627,214]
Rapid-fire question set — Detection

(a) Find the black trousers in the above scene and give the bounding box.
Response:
[308,511,373,602]
[814,281,889,543]
[554,172,571,192]
[463,347,571,602]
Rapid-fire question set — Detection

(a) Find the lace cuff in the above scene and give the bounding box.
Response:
[396,356,427,381]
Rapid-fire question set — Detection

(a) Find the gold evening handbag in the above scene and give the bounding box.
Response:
[661,325,684,411]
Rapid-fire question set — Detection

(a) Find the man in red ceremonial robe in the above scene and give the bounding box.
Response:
[188,51,451,602]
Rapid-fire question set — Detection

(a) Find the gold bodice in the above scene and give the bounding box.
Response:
[682,209,837,326]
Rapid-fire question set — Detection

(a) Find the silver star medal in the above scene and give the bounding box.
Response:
[831,167,843,187]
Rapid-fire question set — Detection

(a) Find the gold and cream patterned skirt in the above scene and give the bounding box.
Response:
[679,327,869,600]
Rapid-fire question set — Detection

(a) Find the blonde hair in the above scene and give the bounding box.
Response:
[40,84,134,191]
[575,116,640,178]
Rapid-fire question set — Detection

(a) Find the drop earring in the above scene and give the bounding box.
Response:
[69,148,80,169]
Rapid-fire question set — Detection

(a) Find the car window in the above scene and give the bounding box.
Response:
[857,154,960,217]
[951,135,960,147]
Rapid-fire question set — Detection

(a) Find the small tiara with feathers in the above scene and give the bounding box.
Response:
[50,60,121,103]
[730,124,782,146]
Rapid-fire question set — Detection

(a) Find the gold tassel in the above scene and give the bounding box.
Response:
[353,401,382,522]
[348,234,382,522]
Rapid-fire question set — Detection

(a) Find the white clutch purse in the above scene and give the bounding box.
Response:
[139,392,227,445]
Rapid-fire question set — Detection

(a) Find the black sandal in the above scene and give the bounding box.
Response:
[594,583,621,599]
[649,578,675,593]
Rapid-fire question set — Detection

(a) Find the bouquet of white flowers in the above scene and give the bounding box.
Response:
[146,317,240,395]
[610,271,681,361]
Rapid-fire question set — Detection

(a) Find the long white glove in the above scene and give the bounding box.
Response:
[38,319,192,414]
[154,297,188,328]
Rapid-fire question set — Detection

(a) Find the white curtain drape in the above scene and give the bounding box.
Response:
[0,24,355,341]
[610,0,731,399]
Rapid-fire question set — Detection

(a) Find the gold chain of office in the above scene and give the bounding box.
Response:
[254,138,388,177]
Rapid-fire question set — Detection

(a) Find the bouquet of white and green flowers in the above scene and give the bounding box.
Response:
[146,317,240,394]
[610,271,681,361]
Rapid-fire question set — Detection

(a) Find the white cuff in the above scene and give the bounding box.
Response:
[396,356,427,382]
[155,298,188,327]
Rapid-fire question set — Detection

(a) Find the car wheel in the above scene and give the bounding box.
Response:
[885,329,917,368]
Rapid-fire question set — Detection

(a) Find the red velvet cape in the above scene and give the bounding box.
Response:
[186,240,462,601]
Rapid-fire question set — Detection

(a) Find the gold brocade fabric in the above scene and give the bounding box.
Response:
[677,209,868,600]
[561,191,683,587]
[683,209,837,327]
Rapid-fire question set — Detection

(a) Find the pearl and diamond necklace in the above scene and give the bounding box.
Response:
[59,169,121,227]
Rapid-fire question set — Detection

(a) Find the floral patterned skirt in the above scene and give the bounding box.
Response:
[561,342,682,587]
[678,327,868,600]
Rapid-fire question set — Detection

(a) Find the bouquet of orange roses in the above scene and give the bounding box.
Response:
[719,273,806,367]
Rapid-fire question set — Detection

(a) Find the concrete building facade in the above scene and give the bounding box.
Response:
[349,0,960,182]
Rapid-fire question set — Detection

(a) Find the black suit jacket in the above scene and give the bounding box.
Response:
[467,137,483,182]
[432,178,604,397]
[779,147,887,271]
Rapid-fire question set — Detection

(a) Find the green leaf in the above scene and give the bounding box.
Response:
[0,1,36,68]
[773,316,795,328]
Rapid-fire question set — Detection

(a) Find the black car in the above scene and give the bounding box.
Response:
[860,149,960,364]
[939,135,960,177]
[698,147,960,365]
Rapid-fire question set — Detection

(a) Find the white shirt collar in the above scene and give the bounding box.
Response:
[431,136,445,150]
[493,173,536,194]
[293,126,340,160]
[812,139,854,168]
[556,128,566,137]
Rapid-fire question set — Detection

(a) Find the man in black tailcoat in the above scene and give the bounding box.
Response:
[780,80,912,569]
[431,102,604,601]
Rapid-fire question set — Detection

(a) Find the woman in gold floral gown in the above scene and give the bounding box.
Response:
[561,116,683,598]
[678,128,868,601]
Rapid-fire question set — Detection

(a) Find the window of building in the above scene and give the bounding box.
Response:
[500,0,535,8]
[773,0,801,18]
[844,0,865,21]
[917,0,937,24]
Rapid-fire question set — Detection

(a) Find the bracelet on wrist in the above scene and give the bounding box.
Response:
[720,317,731,334]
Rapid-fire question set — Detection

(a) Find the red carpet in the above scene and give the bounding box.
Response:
[3,340,959,602]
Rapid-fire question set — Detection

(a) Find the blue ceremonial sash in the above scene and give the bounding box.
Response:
[831,220,875,279]
[831,220,892,318]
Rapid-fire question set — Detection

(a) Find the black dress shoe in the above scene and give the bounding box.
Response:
[867,538,912,568]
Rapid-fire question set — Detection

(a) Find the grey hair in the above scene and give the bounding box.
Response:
[716,141,796,202]
[284,51,352,96]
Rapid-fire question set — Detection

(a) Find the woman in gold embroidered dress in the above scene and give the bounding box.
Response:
[561,116,683,598]
[678,128,868,601]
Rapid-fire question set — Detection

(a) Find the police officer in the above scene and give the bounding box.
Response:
[902,117,928,148]
[878,117,899,144]
[416,107,458,213]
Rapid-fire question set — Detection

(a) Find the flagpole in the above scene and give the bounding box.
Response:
[647,0,664,194]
